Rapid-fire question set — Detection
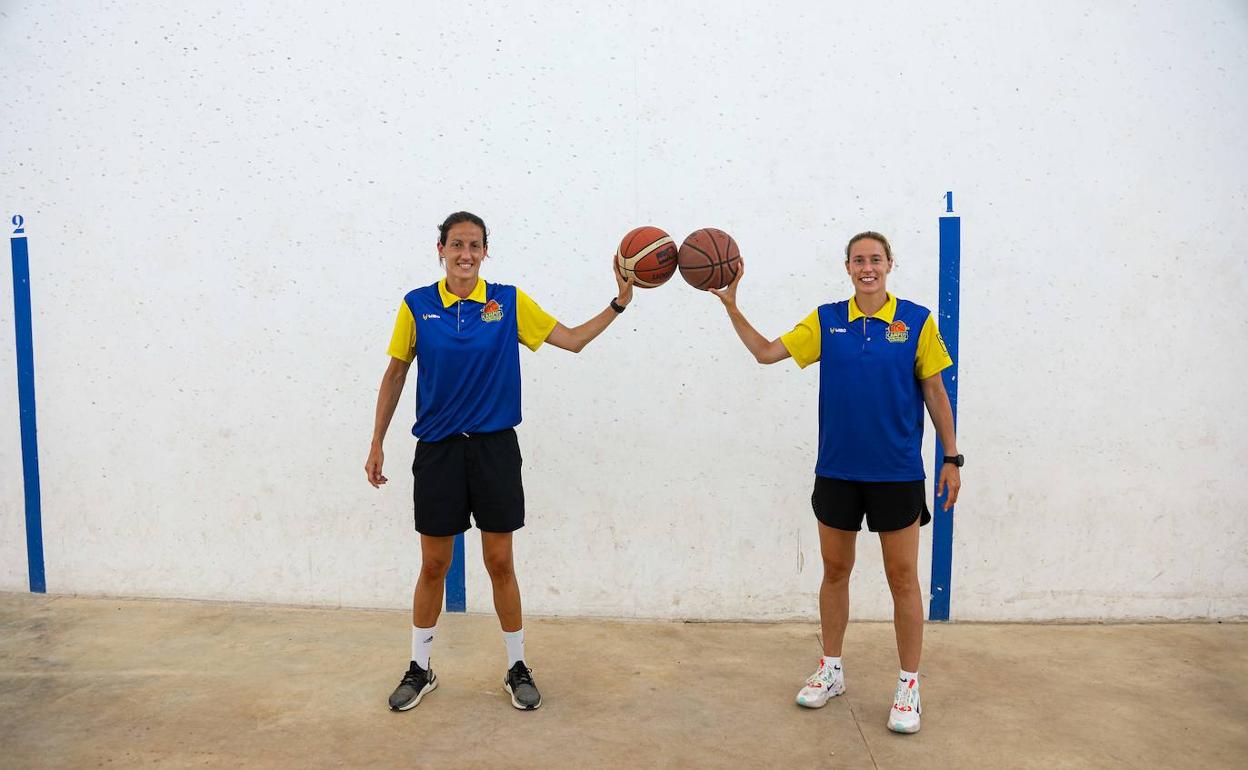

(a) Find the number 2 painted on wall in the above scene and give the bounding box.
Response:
[11,214,24,235]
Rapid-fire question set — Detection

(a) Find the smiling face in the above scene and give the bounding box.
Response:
[845,237,892,297]
[437,221,488,283]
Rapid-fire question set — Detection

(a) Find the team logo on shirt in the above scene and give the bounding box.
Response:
[481,299,504,323]
[885,320,909,343]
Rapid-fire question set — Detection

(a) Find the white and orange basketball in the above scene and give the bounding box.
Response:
[615,226,678,288]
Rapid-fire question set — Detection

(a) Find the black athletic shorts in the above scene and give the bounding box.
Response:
[811,476,931,533]
[412,428,525,537]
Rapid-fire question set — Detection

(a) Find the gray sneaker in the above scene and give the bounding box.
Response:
[389,661,437,711]
[504,661,541,710]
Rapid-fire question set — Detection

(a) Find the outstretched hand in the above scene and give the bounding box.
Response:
[708,257,745,308]
[614,258,635,307]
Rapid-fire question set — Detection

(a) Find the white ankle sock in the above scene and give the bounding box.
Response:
[503,628,525,668]
[412,625,435,669]
[822,656,843,672]
[899,669,919,686]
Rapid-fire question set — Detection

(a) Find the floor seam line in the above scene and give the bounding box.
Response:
[846,694,879,769]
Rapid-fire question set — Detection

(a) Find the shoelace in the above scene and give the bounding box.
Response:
[509,665,534,687]
[893,680,917,712]
[401,667,427,687]
[806,664,837,688]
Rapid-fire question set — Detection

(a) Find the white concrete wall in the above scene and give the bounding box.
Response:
[2,1,1245,620]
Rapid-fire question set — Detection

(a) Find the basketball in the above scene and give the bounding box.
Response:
[677,228,741,290]
[616,226,678,288]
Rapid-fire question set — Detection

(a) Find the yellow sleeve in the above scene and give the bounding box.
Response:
[515,288,559,351]
[915,313,953,379]
[386,301,416,362]
[779,309,821,369]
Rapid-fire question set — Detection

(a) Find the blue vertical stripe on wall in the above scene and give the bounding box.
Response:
[10,220,46,593]
[929,211,960,621]
[445,532,466,612]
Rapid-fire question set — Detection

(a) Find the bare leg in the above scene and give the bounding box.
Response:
[412,534,455,628]
[817,522,858,657]
[879,520,923,672]
[481,531,522,632]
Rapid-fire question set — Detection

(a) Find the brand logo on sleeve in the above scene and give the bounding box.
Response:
[481,299,504,322]
[885,320,909,343]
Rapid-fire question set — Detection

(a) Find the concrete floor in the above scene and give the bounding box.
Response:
[0,593,1245,769]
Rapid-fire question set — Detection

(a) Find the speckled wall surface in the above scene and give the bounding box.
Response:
[2,1,1246,620]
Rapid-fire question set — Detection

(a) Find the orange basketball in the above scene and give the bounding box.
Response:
[615,226,678,288]
[677,228,741,290]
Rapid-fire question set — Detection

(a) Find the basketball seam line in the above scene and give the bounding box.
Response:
[680,234,737,289]
[630,238,675,262]
[678,241,715,289]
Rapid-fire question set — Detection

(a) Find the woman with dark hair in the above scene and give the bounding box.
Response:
[709,231,961,734]
[366,211,633,712]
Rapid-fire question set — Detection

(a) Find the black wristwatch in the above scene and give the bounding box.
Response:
[942,454,964,467]
[609,298,627,313]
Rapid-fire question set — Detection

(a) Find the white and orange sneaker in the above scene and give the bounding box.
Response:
[795,657,846,708]
[887,674,922,733]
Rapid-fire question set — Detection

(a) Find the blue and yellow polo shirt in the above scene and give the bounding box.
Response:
[781,294,952,482]
[387,279,558,442]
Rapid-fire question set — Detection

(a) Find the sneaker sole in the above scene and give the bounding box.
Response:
[887,718,920,734]
[504,682,541,711]
[390,675,437,712]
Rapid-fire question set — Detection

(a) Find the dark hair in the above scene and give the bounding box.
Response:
[438,211,488,247]
[844,231,892,262]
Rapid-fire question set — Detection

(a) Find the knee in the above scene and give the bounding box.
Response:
[483,552,515,581]
[884,564,919,595]
[419,555,452,580]
[822,558,854,585]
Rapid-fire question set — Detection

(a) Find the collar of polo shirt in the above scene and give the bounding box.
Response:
[437,278,488,308]
[847,293,897,323]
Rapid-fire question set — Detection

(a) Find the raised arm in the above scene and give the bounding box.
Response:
[709,259,791,365]
[545,259,635,353]
[365,356,412,488]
